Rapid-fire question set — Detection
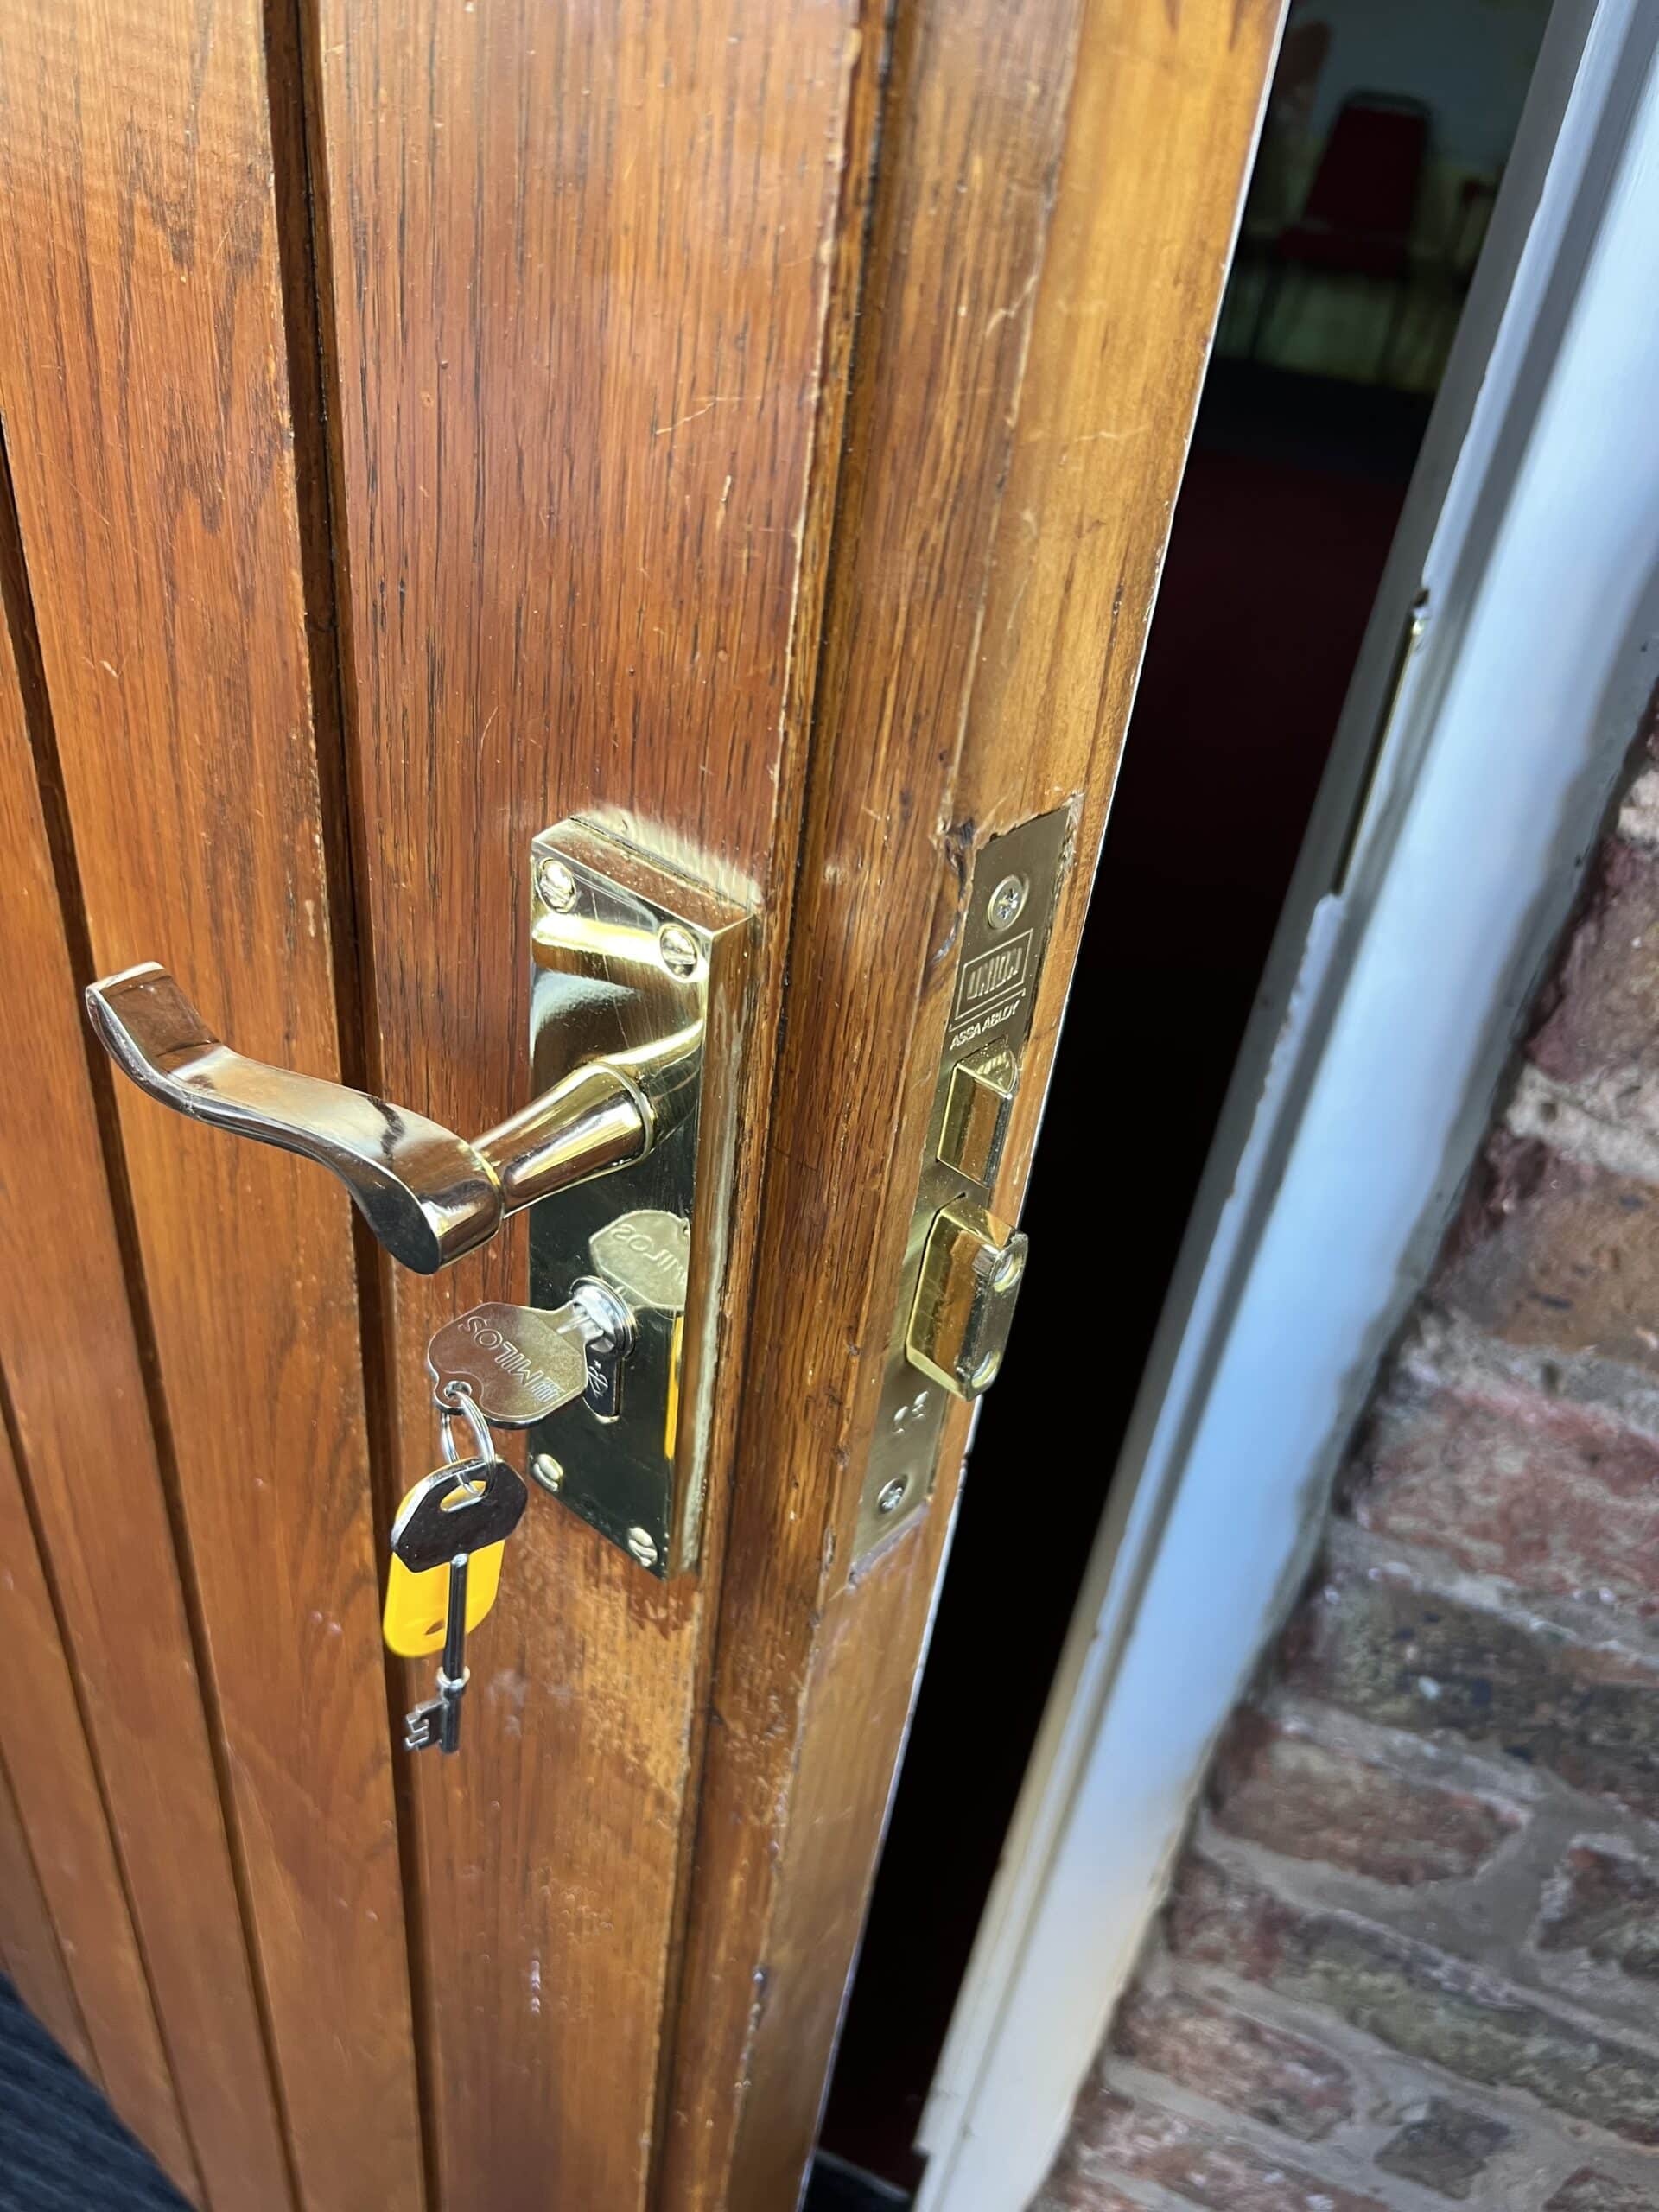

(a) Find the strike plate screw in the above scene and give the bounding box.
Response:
[986,874,1028,931]
[658,924,701,977]
[875,1477,908,1516]
[626,1526,660,1568]
[530,1452,565,1495]
[538,858,579,913]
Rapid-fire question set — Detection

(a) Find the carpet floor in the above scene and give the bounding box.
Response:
[0,1981,188,2210]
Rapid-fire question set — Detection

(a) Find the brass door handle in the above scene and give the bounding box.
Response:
[86,822,753,1577]
[86,963,655,1274]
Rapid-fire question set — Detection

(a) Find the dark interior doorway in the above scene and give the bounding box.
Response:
[811,0,1558,2201]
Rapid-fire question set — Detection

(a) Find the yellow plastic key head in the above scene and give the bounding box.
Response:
[382,1476,509,1658]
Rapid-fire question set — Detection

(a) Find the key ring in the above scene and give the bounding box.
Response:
[435,1382,495,1471]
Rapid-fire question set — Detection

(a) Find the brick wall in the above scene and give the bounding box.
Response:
[1033,725,1659,2211]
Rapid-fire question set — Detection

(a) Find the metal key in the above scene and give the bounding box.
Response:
[404,1548,471,1756]
[394,1444,527,1756]
[426,1289,636,1429]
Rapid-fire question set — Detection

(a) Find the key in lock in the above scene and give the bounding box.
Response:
[426,1286,635,1427]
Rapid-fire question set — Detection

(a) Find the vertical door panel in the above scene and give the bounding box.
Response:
[664,0,1096,2190]
[0,1417,194,2192]
[0,1753,90,2080]
[0,486,284,2203]
[310,2,864,2200]
[0,5,423,2208]
[669,0,1284,2202]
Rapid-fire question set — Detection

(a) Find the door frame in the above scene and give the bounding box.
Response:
[915,3,1659,2202]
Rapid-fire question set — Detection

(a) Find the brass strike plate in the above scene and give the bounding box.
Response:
[525,823,752,1577]
[854,808,1071,1560]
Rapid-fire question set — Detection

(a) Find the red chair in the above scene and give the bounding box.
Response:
[1253,92,1432,380]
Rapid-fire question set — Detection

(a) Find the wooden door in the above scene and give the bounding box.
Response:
[0,1,1281,2207]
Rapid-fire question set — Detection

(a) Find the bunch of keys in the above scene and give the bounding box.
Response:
[387,1390,527,1756]
[385,1292,633,1758]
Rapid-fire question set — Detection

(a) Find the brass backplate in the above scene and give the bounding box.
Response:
[525,823,753,1576]
[855,808,1071,1560]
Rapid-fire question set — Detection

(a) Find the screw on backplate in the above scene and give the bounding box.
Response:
[626,1526,660,1568]
[986,874,1028,931]
[658,924,701,978]
[538,857,580,913]
[875,1477,908,1516]
[530,1452,565,1495]
[992,1245,1025,1294]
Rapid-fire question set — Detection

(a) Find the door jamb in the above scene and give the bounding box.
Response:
[915,3,1659,2202]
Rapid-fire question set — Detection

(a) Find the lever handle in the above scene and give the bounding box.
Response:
[86,963,651,1274]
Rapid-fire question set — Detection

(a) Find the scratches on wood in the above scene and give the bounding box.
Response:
[0,3,424,2204]
[310,0,865,2200]
[666,1,1284,2203]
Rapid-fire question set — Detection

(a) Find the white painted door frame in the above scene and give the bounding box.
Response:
[916,3,1659,2203]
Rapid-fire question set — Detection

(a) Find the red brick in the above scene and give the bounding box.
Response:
[1537,1845,1659,1982]
[1529,839,1659,1135]
[1211,1711,1519,1885]
[1281,1567,1659,1821]
[1374,2099,1510,2199]
[1052,2089,1391,2212]
[1112,1985,1353,2141]
[1031,2177,1142,2212]
[1545,2173,1655,2212]
[1348,1370,1659,1615]
[1435,1135,1659,1373]
[1167,1858,1659,2145]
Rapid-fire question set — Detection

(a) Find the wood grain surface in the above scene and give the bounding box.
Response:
[665,0,1284,2202]
[0,0,1277,2202]
[0,467,284,2205]
[309,0,867,2200]
[0,4,423,2207]
[0,1418,194,2194]
[0,1751,89,2081]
